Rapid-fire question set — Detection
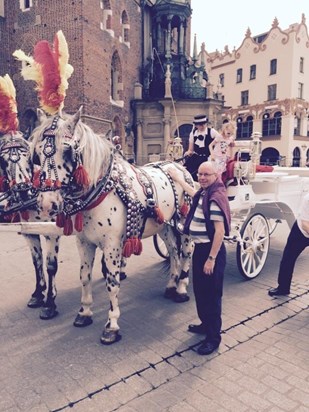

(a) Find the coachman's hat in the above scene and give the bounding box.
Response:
[193,114,208,125]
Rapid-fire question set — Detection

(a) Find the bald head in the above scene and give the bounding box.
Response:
[197,161,218,189]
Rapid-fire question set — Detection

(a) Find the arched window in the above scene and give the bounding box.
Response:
[100,0,113,36]
[121,10,130,47]
[260,147,280,166]
[111,51,123,106]
[262,111,281,137]
[236,115,253,139]
[292,147,301,167]
[236,117,243,139]
[294,115,301,136]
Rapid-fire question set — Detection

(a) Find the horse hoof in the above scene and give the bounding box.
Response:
[164,287,177,299]
[120,272,127,281]
[100,329,122,345]
[40,307,59,320]
[73,314,93,327]
[27,296,44,308]
[174,293,190,303]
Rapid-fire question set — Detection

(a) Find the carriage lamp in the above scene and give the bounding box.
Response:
[250,132,262,162]
[249,132,262,179]
[166,136,184,161]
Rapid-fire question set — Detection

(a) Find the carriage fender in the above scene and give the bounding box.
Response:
[249,201,295,229]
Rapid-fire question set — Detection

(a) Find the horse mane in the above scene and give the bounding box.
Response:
[74,121,114,186]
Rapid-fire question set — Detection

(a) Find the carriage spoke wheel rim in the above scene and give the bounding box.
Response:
[236,213,270,279]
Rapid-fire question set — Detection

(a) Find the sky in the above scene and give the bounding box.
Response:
[190,0,309,53]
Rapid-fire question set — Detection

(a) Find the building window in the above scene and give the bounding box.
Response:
[294,115,301,136]
[236,68,242,83]
[262,111,281,137]
[267,84,277,101]
[300,57,304,73]
[19,0,33,10]
[241,90,249,106]
[298,82,304,99]
[110,51,124,106]
[270,59,277,75]
[100,0,114,35]
[219,73,224,87]
[121,10,130,46]
[292,147,301,167]
[250,64,256,80]
[236,115,253,139]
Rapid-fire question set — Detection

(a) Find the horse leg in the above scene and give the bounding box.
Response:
[23,234,46,308]
[101,255,127,281]
[100,246,123,345]
[162,226,191,303]
[73,237,96,327]
[39,236,60,320]
[176,234,194,300]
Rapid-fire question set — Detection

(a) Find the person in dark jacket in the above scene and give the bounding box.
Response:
[168,161,231,355]
[184,114,213,181]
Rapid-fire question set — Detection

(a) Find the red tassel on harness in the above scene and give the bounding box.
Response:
[63,216,73,236]
[9,179,16,188]
[122,239,133,258]
[10,212,20,223]
[154,206,164,224]
[74,212,83,232]
[45,178,52,187]
[54,179,62,188]
[74,165,90,187]
[180,203,189,217]
[56,212,65,228]
[33,170,41,188]
[132,238,143,255]
[21,211,30,221]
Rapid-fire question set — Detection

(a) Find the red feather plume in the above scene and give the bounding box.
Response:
[34,40,63,111]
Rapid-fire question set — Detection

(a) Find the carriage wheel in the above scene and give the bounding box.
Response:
[153,234,169,260]
[236,213,270,280]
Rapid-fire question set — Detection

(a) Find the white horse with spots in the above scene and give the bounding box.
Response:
[0,131,61,319]
[31,108,194,344]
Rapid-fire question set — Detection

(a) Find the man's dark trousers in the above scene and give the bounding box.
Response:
[192,242,226,346]
[278,221,309,291]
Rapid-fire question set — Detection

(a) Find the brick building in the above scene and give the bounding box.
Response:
[0,0,223,164]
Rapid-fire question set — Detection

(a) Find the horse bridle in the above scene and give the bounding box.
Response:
[0,134,37,214]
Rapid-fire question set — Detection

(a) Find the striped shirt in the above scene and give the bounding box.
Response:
[189,193,224,243]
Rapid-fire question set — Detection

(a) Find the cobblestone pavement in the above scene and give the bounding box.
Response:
[0,222,308,412]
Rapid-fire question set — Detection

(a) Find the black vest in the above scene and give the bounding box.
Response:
[193,127,213,158]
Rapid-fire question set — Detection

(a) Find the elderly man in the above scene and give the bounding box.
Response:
[169,161,231,355]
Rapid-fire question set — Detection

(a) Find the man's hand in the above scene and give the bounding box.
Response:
[203,258,215,275]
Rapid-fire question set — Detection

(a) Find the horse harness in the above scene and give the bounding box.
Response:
[0,134,37,219]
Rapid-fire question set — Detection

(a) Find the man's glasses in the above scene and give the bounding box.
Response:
[197,172,216,177]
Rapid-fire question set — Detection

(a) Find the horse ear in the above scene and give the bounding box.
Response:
[37,108,47,123]
[72,106,83,128]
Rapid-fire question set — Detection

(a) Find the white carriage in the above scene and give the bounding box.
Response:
[154,132,309,280]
